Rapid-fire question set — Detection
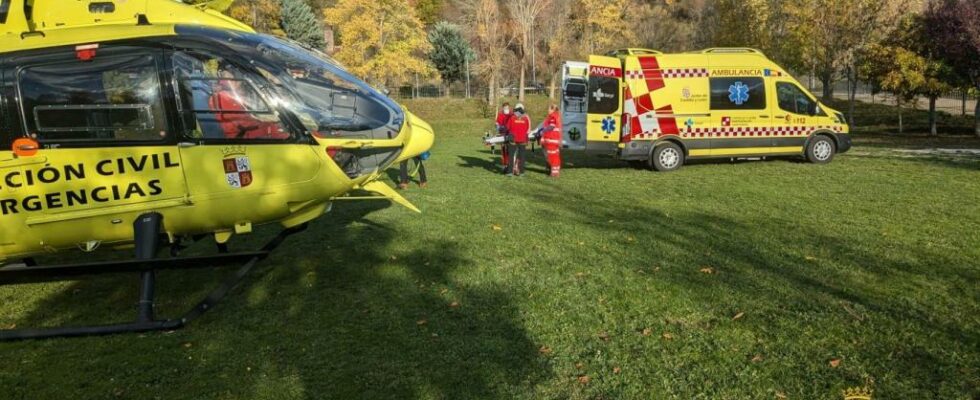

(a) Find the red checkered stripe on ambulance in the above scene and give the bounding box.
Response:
[680,125,844,138]
[662,68,709,78]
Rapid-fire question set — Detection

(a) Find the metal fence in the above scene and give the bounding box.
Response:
[390,78,977,117]
[801,76,976,117]
[388,84,548,100]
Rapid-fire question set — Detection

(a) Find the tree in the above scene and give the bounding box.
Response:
[459,0,510,106]
[506,0,551,101]
[572,0,639,56]
[324,0,434,87]
[281,0,326,49]
[889,14,956,135]
[858,44,928,134]
[185,0,235,11]
[414,0,445,26]
[228,0,285,37]
[428,22,475,96]
[785,0,903,104]
[923,0,980,137]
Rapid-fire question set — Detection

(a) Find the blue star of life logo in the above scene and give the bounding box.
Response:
[729,81,750,105]
[601,116,616,134]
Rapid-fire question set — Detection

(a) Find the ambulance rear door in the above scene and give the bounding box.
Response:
[585,55,623,153]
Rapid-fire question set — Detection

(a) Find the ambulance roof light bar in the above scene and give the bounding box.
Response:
[700,48,766,56]
[605,48,663,57]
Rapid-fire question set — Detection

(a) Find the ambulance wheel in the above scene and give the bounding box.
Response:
[806,135,836,164]
[650,142,684,172]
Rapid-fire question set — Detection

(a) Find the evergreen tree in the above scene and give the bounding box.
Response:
[428,22,474,93]
[281,0,326,49]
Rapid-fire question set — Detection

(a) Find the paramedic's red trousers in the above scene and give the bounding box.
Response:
[500,145,510,169]
[545,147,561,177]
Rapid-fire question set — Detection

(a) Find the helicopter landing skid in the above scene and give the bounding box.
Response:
[0,215,307,341]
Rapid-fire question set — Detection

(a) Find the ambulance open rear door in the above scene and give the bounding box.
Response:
[585,55,623,153]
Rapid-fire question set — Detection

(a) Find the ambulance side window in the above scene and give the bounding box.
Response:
[777,82,816,115]
[710,77,766,110]
[172,52,291,142]
[587,76,620,114]
[18,54,168,142]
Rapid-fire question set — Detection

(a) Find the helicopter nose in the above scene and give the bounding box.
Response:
[395,111,434,163]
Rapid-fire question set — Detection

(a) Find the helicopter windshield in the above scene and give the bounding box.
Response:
[174,26,404,140]
[250,35,403,138]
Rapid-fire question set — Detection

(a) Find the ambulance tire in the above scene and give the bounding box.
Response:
[805,135,836,164]
[650,142,684,172]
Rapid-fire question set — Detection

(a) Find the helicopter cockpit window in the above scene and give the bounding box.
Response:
[173,52,290,141]
[0,0,10,24]
[18,54,167,142]
[250,37,401,139]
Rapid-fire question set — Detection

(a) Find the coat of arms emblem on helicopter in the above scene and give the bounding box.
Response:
[222,146,253,188]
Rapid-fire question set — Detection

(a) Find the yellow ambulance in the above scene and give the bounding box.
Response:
[558,48,851,171]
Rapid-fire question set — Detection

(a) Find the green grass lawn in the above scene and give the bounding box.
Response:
[1,97,978,399]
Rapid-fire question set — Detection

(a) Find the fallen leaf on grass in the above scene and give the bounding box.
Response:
[182,342,193,349]
[732,312,745,321]
[775,391,787,399]
[575,362,585,370]
[389,255,398,261]
[662,332,674,341]
[597,332,610,342]
[626,236,636,243]
[751,354,764,363]
[416,319,428,326]
[805,255,817,261]
[641,328,653,336]
[538,346,552,355]
[491,224,503,231]
[613,367,622,374]
[829,358,841,368]
[577,375,591,384]
[700,267,715,274]
[449,301,460,308]
[440,288,448,294]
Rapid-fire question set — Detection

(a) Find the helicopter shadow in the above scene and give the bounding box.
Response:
[0,200,549,399]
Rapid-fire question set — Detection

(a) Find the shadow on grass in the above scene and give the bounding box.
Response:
[514,180,978,397]
[0,200,549,399]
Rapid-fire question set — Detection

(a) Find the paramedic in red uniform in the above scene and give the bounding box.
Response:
[495,102,512,173]
[210,68,287,139]
[505,103,531,176]
[541,104,563,177]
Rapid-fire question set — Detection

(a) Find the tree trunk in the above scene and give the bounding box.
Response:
[898,104,904,135]
[928,96,937,136]
[974,96,980,138]
[820,73,834,103]
[847,65,857,126]
[488,74,497,109]
[549,73,558,100]
[518,60,527,102]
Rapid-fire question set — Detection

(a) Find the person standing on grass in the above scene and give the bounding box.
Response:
[541,104,563,178]
[495,102,513,173]
[398,151,429,189]
[505,103,531,176]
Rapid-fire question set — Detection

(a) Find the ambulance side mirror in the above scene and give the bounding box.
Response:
[808,102,818,116]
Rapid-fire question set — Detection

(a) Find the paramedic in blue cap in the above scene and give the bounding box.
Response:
[398,151,430,189]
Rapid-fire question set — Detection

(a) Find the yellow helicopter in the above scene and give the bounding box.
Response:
[0,0,434,339]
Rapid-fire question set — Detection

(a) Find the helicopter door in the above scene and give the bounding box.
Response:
[9,48,188,247]
[170,52,320,216]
